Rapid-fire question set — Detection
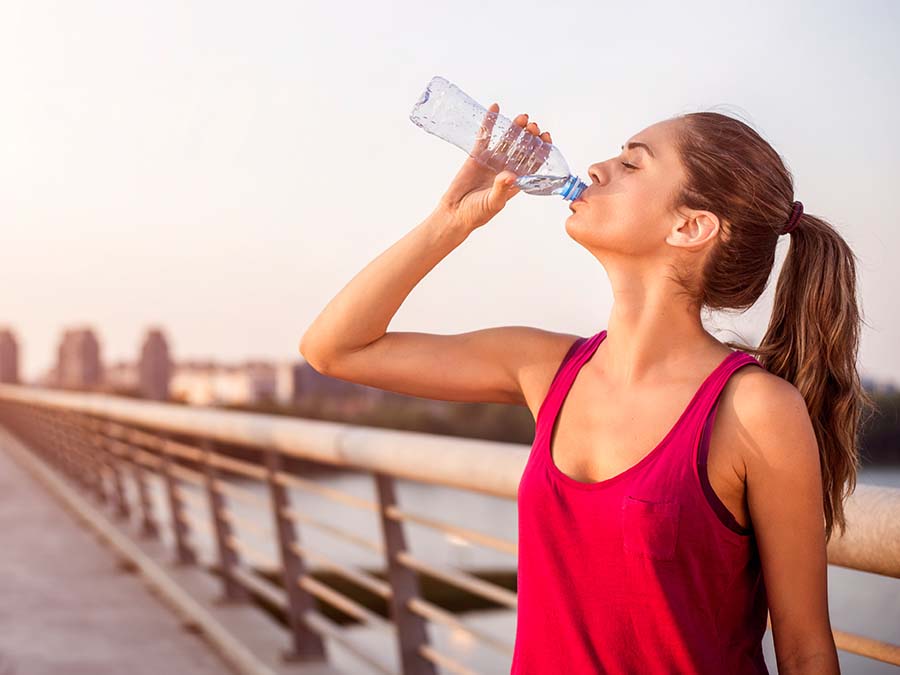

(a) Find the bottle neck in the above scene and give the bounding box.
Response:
[560,175,587,201]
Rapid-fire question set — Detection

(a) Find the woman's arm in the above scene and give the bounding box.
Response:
[298,107,578,408]
[299,204,578,406]
[297,200,580,407]
[299,206,471,369]
[300,104,541,368]
[735,371,840,674]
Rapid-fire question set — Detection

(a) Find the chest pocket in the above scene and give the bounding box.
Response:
[621,495,681,561]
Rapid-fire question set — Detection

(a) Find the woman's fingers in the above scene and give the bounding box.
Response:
[517,115,549,141]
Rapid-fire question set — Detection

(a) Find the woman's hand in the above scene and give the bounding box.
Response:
[436,102,553,235]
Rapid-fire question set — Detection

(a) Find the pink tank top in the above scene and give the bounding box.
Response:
[512,329,770,674]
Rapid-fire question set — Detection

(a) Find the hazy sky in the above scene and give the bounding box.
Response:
[2,1,898,385]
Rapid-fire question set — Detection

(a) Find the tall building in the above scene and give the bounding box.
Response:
[57,327,103,390]
[139,328,173,400]
[0,328,20,384]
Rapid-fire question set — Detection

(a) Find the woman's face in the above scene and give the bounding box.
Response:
[566,118,708,259]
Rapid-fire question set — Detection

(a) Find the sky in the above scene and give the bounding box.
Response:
[1,0,898,386]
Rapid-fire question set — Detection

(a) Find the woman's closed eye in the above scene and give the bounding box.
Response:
[621,162,639,171]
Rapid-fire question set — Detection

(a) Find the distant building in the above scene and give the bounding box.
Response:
[293,361,359,401]
[242,361,278,403]
[276,361,298,405]
[56,327,103,390]
[170,360,279,406]
[0,328,20,384]
[139,328,173,400]
[169,362,215,405]
[166,357,395,409]
[103,360,139,393]
[293,360,387,406]
[292,361,451,418]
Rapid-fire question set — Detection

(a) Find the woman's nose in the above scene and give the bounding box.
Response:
[588,163,608,184]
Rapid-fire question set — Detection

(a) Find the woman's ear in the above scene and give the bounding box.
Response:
[667,210,720,250]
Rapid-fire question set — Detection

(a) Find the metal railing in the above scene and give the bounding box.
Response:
[0,383,897,673]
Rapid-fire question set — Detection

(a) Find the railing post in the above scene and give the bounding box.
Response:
[201,439,249,601]
[373,472,436,675]
[263,448,327,662]
[160,433,197,565]
[99,422,130,520]
[80,414,111,504]
[130,443,160,538]
[54,410,84,488]
[46,409,76,481]
[51,410,78,481]
[64,412,102,497]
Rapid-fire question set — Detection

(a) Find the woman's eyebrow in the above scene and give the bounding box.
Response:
[621,141,655,158]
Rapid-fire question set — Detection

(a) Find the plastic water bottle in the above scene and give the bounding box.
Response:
[409,76,587,202]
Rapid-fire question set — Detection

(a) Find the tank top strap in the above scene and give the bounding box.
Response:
[691,351,766,463]
[536,330,606,429]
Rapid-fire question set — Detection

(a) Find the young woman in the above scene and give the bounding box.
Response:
[300,103,873,674]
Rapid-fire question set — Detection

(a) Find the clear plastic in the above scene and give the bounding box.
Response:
[409,76,587,201]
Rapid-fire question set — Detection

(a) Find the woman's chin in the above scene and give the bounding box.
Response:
[564,215,584,238]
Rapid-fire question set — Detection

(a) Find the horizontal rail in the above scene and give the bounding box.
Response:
[214,479,269,507]
[407,595,513,656]
[281,506,382,554]
[298,573,393,631]
[0,383,524,496]
[832,628,900,667]
[221,507,273,538]
[826,483,900,578]
[384,503,517,557]
[396,550,517,609]
[230,566,288,611]
[417,643,476,675]
[301,609,394,675]
[225,535,279,570]
[289,540,391,599]
[275,470,379,512]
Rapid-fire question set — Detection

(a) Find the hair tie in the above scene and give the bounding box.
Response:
[781,201,803,235]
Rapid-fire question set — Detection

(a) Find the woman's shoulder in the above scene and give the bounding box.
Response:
[728,361,802,413]
[716,364,810,475]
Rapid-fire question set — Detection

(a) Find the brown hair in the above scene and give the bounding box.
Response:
[669,110,876,544]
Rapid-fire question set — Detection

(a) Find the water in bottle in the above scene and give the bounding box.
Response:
[409,76,587,201]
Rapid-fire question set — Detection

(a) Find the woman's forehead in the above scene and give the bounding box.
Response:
[629,120,674,147]
[625,120,679,159]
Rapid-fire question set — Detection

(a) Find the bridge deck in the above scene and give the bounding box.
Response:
[0,434,241,674]
[0,428,347,675]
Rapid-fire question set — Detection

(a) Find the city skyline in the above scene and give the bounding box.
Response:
[2,323,897,398]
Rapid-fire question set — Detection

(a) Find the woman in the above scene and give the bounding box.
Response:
[299,103,874,674]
